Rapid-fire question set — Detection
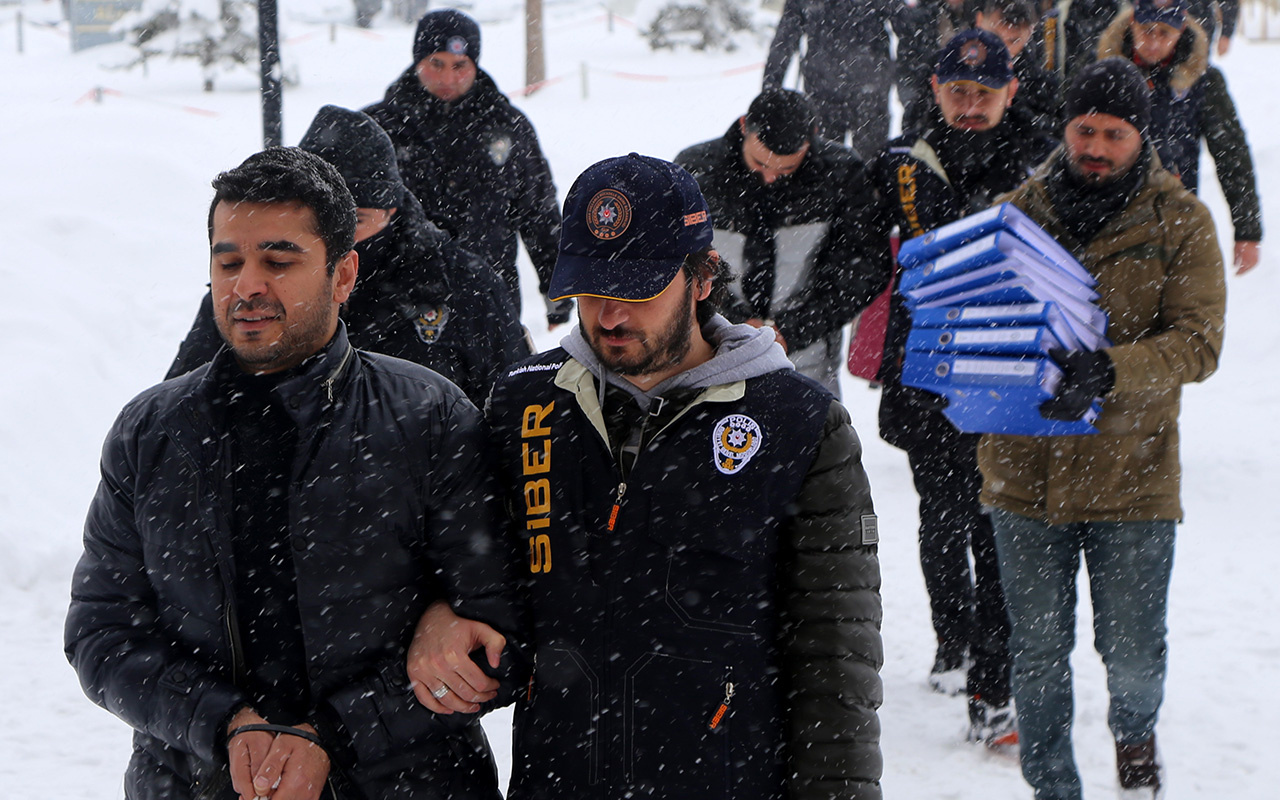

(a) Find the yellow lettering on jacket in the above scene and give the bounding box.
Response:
[522,403,554,572]
[897,163,925,240]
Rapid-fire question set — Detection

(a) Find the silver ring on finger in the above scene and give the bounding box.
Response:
[431,684,450,700]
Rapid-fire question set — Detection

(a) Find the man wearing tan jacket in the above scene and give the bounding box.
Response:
[978,58,1225,800]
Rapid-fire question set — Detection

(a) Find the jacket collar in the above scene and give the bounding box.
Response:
[175,322,358,437]
[385,65,508,117]
[1020,145,1181,263]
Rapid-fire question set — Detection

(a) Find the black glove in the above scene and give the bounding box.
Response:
[545,296,575,327]
[911,386,950,412]
[1039,348,1115,422]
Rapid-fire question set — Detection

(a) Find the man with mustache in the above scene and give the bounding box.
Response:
[409,154,884,799]
[979,57,1226,799]
[66,147,526,800]
[869,28,1053,748]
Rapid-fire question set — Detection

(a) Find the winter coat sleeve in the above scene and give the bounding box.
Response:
[764,0,806,89]
[1106,196,1226,394]
[774,163,892,352]
[509,113,563,299]
[1220,0,1239,38]
[65,404,248,766]
[780,400,884,800]
[1200,66,1262,242]
[166,292,222,380]
[317,395,530,768]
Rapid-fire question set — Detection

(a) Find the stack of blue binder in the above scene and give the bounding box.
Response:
[896,203,1109,436]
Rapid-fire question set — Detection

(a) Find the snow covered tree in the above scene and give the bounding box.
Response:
[112,0,259,91]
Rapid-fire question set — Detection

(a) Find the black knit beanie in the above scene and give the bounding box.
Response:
[298,105,402,209]
[412,9,481,66]
[744,89,817,155]
[1064,57,1151,137]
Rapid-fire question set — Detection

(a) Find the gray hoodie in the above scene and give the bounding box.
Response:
[561,314,796,413]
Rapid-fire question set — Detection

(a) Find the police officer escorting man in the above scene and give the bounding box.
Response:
[408,153,885,800]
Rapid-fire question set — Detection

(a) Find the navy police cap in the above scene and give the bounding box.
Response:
[1134,0,1188,26]
[550,153,714,302]
[934,29,1015,89]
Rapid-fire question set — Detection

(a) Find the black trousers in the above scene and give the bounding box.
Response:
[906,436,1012,704]
[805,52,893,161]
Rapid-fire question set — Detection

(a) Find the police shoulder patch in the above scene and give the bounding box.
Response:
[489,136,512,166]
[413,305,450,344]
[712,414,763,475]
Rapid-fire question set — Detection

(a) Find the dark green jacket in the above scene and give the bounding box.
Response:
[979,150,1226,524]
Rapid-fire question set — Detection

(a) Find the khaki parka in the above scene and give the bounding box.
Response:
[978,149,1226,524]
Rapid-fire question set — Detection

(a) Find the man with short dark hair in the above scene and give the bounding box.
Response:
[66,147,526,800]
[871,29,1055,747]
[675,89,887,396]
[410,154,885,800]
[975,0,1061,136]
[365,9,568,325]
[168,105,530,405]
[1096,0,1262,273]
[981,58,1226,800]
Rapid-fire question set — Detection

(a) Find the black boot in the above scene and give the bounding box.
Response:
[1116,735,1161,795]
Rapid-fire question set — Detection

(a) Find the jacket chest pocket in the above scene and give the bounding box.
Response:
[646,489,776,638]
[624,652,735,798]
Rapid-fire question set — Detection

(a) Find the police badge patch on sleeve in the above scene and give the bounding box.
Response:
[712,414,763,475]
[413,305,450,344]
[489,136,512,166]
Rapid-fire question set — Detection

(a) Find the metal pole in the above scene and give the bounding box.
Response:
[259,0,283,147]
[580,61,588,100]
[16,10,23,54]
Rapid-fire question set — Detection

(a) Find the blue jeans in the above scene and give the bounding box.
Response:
[990,509,1177,800]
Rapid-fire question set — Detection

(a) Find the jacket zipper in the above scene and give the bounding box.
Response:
[606,482,627,532]
[708,680,735,730]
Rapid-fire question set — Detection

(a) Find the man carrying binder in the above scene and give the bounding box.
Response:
[979,58,1226,800]
[871,29,1053,748]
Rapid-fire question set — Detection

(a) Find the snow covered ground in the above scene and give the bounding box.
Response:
[1,0,1277,797]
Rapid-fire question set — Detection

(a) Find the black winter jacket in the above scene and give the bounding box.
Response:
[167,193,530,407]
[1096,11,1262,242]
[764,0,910,89]
[1037,0,1124,84]
[872,112,1055,448]
[676,123,889,392]
[488,341,883,800]
[365,68,561,315]
[67,327,527,800]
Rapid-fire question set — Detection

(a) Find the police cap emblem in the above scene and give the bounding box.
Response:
[586,188,632,241]
[961,40,988,67]
[713,414,763,475]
